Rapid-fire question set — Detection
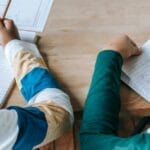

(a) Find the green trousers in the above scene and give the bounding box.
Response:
[80,50,150,150]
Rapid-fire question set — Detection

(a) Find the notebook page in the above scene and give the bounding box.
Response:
[0,0,53,32]
[0,0,7,16]
[122,40,150,101]
[19,31,37,43]
[0,48,13,107]
[0,31,37,107]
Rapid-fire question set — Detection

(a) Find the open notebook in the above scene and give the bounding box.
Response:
[0,0,53,32]
[122,40,150,102]
[0,31,37,107]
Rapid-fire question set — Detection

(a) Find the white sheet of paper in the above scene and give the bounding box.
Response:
[0,0,53,32]
[0,31,37,107]
[19,31,37,43]
[0,48,13,107]
[0,0,7,16]
[122,40,150,101]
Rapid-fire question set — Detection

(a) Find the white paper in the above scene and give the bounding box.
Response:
[0,0,53,32]
[19,31,37,43]
[0,49,13,107]
[0,31,37,107]
[0,0,7,16]
[122,40,150,101]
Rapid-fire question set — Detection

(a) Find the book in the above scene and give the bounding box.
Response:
[121,40,150,102]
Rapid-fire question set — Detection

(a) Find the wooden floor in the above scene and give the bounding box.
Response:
[40,112,82,150]
[5,0,150,149]
[39,0,150,148]
[39,106,143,150]
[6,0,150,113]
[39,97,143,150]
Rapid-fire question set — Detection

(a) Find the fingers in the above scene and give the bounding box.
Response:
[3,19,14,30]
[127,35,142,56]
[131,46,141,56]
[133,47,142,56]
[131,46,141,57]
[0,18,4,29]
[0,18,15,30]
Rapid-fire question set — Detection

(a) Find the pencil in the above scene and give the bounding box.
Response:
[2,0,12,19]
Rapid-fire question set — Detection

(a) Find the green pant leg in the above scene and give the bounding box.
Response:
[80,50,150,150]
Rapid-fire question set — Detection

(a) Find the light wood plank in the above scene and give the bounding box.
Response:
[6,0,150,149]
[6,0,150,113]
[40,142,55,150]
[54,130,74,150]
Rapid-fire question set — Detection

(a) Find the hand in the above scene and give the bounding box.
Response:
[102,34,141,59]
[0,18,20,46]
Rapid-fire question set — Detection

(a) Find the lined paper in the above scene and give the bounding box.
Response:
[0,0,53,32]
[122,40,150,101]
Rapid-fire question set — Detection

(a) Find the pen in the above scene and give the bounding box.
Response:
[2,0,11,19]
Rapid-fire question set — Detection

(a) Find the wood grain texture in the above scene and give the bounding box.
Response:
[4,0,150,149]
[40,142,55,150]
[40,113,82,150]
[54,130,74,150]
[5,0,150,113]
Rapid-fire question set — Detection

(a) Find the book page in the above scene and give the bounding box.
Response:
[0,0,53,32]
[0,48,13,107]
[0,31,37,107]
[122,40,150,101]
[0,0,7,16]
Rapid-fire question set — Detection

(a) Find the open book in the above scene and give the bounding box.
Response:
[121,40,150,102]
